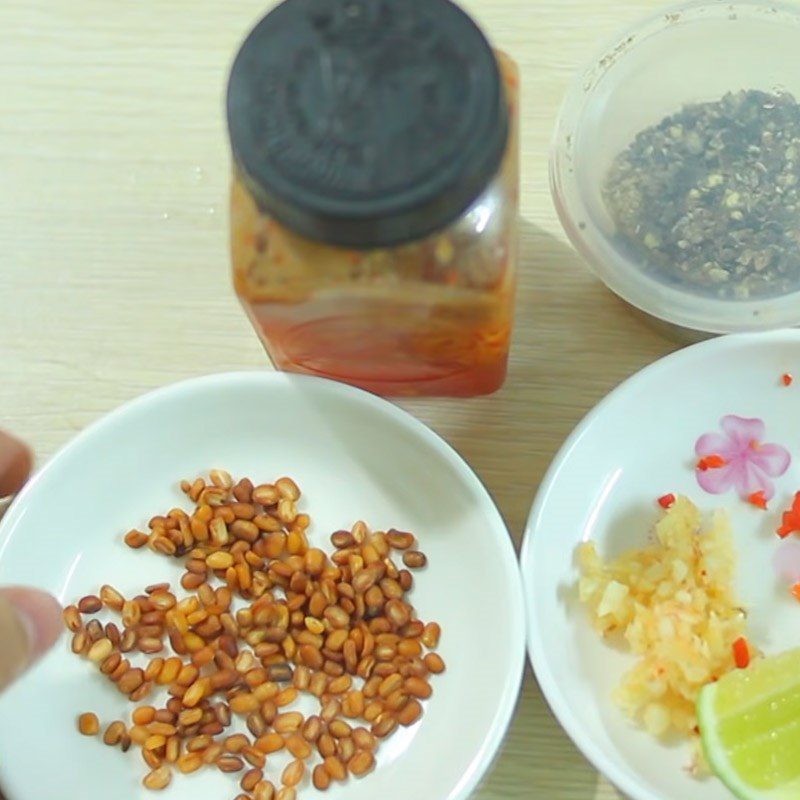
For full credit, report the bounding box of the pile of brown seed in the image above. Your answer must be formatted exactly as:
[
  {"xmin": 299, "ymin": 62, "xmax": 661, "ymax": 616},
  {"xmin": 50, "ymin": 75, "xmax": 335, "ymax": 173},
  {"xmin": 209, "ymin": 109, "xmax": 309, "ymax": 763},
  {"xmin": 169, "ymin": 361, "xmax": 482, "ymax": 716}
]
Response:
[{"xmin": 64, "ymin": 471, "xmax": 443, "ymax": 800}]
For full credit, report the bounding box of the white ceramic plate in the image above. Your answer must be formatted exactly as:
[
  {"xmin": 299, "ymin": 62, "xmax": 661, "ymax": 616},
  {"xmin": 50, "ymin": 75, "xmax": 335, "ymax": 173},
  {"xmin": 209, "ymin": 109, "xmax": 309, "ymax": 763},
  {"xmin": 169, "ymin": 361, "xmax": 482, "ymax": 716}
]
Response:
[
  {"xmin": 0, "ymin": 372, "xmax": 525, "ymax": 800},
  {"xmin": 522, "ymin": 330, "xmax": 800, "ymax": 800}
]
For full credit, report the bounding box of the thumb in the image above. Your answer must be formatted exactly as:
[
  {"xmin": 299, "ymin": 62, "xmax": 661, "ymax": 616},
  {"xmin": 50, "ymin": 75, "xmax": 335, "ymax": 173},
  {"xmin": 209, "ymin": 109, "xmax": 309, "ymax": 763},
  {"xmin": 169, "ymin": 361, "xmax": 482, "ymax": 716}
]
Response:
[
  {"xmin": 0, "ymin": 587, "xmax": 62, "ymax": 692},
  {"xmin": 0, "ymin": 430, "xmax": 32, "ymax": 498}
]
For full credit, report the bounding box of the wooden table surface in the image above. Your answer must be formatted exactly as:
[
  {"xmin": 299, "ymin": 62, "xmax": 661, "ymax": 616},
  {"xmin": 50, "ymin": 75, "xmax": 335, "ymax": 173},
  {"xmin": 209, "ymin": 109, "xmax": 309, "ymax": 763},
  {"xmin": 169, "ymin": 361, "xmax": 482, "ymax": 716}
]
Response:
[{"xmin": 0, "ymin": 1, "xmax": 684, "ymax": 797}]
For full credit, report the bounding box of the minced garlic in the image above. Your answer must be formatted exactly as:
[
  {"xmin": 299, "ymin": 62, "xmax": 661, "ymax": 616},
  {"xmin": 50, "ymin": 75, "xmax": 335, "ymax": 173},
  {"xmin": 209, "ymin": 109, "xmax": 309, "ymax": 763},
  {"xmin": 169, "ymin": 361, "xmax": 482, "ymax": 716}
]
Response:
[{"xmin": 577, "ymin": 496, "xmax": 748, "ymax": 738}]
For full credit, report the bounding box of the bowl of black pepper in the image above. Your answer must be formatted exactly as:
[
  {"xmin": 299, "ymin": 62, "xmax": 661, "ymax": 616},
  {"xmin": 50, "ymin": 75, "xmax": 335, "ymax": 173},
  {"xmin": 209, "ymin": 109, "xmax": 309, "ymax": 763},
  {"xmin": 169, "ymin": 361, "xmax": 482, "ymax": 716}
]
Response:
[{"xmin": 551, "ymin": 0, "xmax": 800, "ymax": 338}]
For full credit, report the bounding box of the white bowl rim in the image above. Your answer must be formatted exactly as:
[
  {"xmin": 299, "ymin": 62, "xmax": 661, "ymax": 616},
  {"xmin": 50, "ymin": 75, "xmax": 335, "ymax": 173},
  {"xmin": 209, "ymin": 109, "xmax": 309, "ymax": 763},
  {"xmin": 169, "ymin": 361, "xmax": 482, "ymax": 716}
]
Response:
[
  {"xmin": 520, "ymin": 329, "xmax": 800, "ymax": 800},
  {"xmin": 1, "ymin": 369, "xmax": 527, "ymax": 800}
]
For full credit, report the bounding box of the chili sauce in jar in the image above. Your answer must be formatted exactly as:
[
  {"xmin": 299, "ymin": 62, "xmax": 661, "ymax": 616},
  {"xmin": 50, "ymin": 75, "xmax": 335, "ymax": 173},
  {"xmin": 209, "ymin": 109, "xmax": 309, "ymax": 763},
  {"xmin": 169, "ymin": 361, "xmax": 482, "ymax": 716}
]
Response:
[{"xmin": 227, "ymin": 0, "xmax": 519, "ymax": 397}]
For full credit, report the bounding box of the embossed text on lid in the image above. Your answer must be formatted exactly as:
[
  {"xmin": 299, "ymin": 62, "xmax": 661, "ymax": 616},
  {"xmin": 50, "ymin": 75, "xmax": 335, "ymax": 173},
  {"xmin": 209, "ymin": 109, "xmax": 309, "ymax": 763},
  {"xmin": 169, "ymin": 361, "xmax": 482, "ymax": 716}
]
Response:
[{"xmin": 227, "ymin": 0, "xmax": 509, "ymax": 248}]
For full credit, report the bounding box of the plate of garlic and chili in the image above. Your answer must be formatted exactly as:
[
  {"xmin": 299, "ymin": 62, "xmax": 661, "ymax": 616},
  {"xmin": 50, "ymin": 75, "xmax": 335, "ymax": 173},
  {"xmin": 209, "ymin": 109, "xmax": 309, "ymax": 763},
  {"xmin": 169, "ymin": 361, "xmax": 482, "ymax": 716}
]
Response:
[{"xmin": 523, "ymin": 330, "xmax": 800, "ymax": 800}]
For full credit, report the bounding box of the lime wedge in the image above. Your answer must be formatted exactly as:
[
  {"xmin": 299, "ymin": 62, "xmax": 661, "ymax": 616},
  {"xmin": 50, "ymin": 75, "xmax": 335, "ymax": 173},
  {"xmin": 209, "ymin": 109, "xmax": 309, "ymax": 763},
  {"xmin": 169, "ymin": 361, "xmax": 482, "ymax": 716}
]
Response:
[{"xmin": 698, "ymin": 648, "xmax": 800, "ymax": 799}]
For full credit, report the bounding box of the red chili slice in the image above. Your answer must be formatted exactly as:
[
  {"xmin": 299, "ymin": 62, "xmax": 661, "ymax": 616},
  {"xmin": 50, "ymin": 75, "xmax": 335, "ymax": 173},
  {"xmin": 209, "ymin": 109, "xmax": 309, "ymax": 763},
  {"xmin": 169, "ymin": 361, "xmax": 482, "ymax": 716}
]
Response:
[
  {"xmin": 732, "ymin": 637, "xmax": 750, "ymax": 669},
  {"xmin": 697, "ymin": 455, "xmax": 727, "ymax": 471},
  {"xmin": 747, "ymin": 491, "xmax": 768, "ymax": 510},
  {"xmin": 657, "ymin": 494, "xmax": 676, "ymax": 509}
]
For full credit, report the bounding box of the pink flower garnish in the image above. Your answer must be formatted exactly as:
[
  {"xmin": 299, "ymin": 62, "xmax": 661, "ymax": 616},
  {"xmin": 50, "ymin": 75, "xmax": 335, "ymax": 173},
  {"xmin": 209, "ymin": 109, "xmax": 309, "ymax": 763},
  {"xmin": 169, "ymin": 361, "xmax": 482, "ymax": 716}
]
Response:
[{"xmin": 694, "ymin": 415, "xmax": 791, "ymax": 500}]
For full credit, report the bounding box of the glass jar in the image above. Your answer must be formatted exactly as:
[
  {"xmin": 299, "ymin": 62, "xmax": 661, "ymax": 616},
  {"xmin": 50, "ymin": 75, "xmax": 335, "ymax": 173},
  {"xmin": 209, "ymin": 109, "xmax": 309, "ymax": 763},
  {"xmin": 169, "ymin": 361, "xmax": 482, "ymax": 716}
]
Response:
[{"xmin": 227, "ymin": 0, "xmax": 519, "ymax": 397}]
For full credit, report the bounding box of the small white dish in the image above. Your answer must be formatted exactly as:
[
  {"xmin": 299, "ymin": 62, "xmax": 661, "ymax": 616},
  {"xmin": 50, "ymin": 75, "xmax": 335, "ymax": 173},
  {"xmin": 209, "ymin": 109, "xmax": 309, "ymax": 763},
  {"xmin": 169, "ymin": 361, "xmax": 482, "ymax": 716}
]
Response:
[
  {"xmin": 0, "ymin": 371, "xmax": 525, "ymax": 800},
  {"xmin": 522, "ymin": 330, "xmax": 800, "ymax": 800}
]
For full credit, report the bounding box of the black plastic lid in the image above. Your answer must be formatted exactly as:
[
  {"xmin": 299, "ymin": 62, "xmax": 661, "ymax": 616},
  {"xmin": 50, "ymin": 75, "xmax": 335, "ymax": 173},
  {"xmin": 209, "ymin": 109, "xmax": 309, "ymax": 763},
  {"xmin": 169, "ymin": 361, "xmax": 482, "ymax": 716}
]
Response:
[{"xmin": 227, "ymin": 0, "xmax": 509, "ymax": 249}]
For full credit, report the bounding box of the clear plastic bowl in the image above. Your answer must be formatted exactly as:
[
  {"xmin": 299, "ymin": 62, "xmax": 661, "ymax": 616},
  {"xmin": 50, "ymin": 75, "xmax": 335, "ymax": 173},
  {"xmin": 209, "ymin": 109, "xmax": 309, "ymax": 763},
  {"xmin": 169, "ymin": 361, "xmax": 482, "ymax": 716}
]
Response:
[{"xmin": 551, "ymin": 0, "xmax": 800, "ymax": 336}]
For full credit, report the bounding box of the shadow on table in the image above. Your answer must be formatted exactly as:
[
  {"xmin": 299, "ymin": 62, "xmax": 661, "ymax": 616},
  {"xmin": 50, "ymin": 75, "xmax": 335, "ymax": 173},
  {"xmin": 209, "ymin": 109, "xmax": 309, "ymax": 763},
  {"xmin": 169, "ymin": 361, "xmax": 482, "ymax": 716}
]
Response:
[
  {"xmin": 479, "ymin": 668, "xmax": 615, "ymax": 800},
  {"xmin": 406, "ymin": 218, "xmax": 677, "ymax": 541}
]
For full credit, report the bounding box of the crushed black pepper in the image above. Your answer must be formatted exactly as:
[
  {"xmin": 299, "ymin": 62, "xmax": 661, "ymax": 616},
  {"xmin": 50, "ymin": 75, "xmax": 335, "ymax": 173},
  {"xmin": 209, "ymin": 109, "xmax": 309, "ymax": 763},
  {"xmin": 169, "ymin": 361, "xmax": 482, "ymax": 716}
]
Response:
[{"xmin": 604, "ymin": 89, "xmax": 800, "ymax": 300}]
